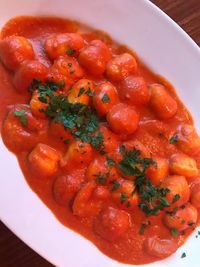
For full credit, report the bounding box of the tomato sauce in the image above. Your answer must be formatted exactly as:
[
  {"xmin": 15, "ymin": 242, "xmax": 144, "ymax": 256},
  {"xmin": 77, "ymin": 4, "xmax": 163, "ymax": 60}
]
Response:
[{"xmin": 0, "ymin": 16, "xmax": 200, "ymax": 265}]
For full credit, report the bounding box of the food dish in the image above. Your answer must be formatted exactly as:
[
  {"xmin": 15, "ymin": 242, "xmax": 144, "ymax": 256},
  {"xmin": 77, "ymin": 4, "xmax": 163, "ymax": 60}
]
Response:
[
  {"xmin": 0, "ymin": 14, "xmax": 200, "ymax": 265},
  {"xmin": 0, "ymin": 0, "xmax": 199, "ymax": 267}
]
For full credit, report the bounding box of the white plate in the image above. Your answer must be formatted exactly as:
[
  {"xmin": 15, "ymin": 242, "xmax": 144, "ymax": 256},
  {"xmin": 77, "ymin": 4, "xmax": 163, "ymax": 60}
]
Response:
[{"xmin": 0, "ymin": 0, "xmax": 200, "ymax": 266}]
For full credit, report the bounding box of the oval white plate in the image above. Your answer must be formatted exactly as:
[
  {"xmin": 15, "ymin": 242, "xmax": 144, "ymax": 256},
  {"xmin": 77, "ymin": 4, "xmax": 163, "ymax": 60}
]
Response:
[{"xmin": 0, "ymin": 0, "xmax": 200, "ymax": 266}]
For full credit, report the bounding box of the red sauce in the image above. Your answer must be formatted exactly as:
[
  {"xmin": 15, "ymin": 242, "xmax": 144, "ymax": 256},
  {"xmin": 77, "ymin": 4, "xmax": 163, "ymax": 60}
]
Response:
[{"xmin": 0, "ymin": 16, "xmax": 200, "ymax": 265}]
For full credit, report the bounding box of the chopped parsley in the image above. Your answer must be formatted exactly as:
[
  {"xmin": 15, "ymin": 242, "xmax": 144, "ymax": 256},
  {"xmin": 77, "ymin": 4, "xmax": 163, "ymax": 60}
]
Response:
[
  {"xmin": 166, "ymin": 207, "xmax": 178, "ymax": 217},
  {"xmin": 102, "ymin": 93, "xmax": 110, "ymax": 103},
  {"xmin": 66, "ymin": 45, "xmax": 76, "ymax": 56},
  {"xmin": 139, "ymin": 221, "xmax": 150, "ymax": 235},
  {"xmin": 70, "ymin": 69, "xmax": 75, "ymax": 75},
  {"xmin": 106, "ymin": 157, "xmax": 115, "ymax": 168},
  {"xmin": 85, "ymin": 88, "xmax": 94, "ymax": 97},
  {"xmin": 171, "ymin": 228, "xmax": 178, "ymax": 238},
  {"xmin": 172, "ymin": 194, "xmax": 180, "ymax": 203},
  {"xmin": 77, "ymin": 87, "xmax": 85, "ymax": 97},
  {"xmin": 14, "ymin": 110, "xmax": 27, "ymax": 127},
  {"xmin": 119, "ymin": 145, "xmax": 126, "ymax": 154},
  {"xmin": 139, "ymin": 223, "xmax": 146, "ymax": 235},
  {"xmin": 90, "ymin": 131, "xmax": 104, "ymax": 150},
  {"xmin": 181, "ymin": 252, "xmax": 186, "ymax": 258},
  {"xmin": 159, "ymin": 132, "xmax": 164, "ymax": 137},
  {"xmin": 169, "ymin": 135, "xmax": 178, "ymax": 144},
  {"xmin": 94, "ymin": 172, "xmax": 109, "ymax": 185},
  {"xmin": 31, "ymin": 80, "xmax": 103, "ymax": 150},
  {"xmin": 121, "ymin": 192, "xmax": 128, "ymax": 204},
  {"xmin": 68, "ymin": 62, "xmax": 72, "ymax": 67},
  {"xmin": 118, "ymin": 147, "xmax": 170, "ymax": 216},
  {"xmin": 99, "ymin": 150, "xmax": 105, "ymax": 155},
  {"xmin": 110, "ymin": 180, "xmax": 120, "ymax": 192}
]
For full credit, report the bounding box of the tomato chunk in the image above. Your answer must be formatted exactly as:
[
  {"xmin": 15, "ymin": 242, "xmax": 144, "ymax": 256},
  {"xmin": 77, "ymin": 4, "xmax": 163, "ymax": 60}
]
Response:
[
  {"xmin": 86, "ymin": 155, "xmax": 120, "ymax": 184},
  {"xmin": 50, "ymin": 120, "xmax": 72, "ymax": 141},
  {"xmin": 49, "ymin": 55, "xmax": 84, "ymax": 86},
  {"xmin": 78, "ymin": 40, "xmax": 111, "ymax": 75},
  {"xmin": 53, "ymin": 170, "xmax": 84, "ymax": 205},
  {"xmin": 67, "ymin": 79, "xmax": 94, "ymax": 105},
  {"xmin": 190, "ymin": 180, "xmax": 200, "ymax": 208},
  {"xmin": 98, "ymin": 125, "xmax": 119, "ymax": 153},
  {"xmin": 118, "ymin": 75, "xmax": 150, "ymax": 105},
  {"xmin": 73, "ymin": 181, "xmax": 104, "ymax": 217},
  {"xmin": 0, "ymin": 36, "xmax": 34, "ymax": 70},
  {"xmin": 45, "ymin": 33, "xmax": 85, "ymax": 60},
  {"xmin": 29, "ymin": 143, "xmax": 61, "ymax": 177},
  {"xmin": 169, "ymin": 153, "xmax": 198, "ymax": 178},
  {"xmin": 93, "ymin": 82, "xmax": 119, "ymax": 116},
  {"xmin": 111, "ymin": 179, "xmax": 139, "ymax": 210},
  {"xmin": 164, "ymin": 203, "xmax": 198, "ymax": 231},
  {"xmin": 94, "ymin": 206, "xmax": 131, "ymax": 241},
  {"xmin": 13, "ymin": 60, "xmax": 48, "ymax": 92},
  {"xmin": 2, "ymin": 104, "xmax": 48, "ymax": 152},
  {"xmin": 176, "ymin": 124, "xmax": 200, "ymax": 156},
  {"xmin": 146, "ymin": 157, "xmax": 169, "ymax": 185},
  {"xmin": 107, "ymin": 103, "xmax": 139, "ymax": 135},
  {"xmin": 106, "ymin": 53, "xmax": 137, "ymax": 81},
  {"xmin": 60, "ymin": 140, "xmax": 93, "ymax": 170},
  {"xmin": 144, "ymin": 236, "xmax": 178, "ymax": 258},
  {"xmin": 149, "ymin": 84, "xmax": 178, "ymax": 119},
  {"xmin": 30, "ymin": 90, "xmax": 48, "ymax": 119},
  {"xmin": 161, "ymin": 175, "xmax": 190, "ymax": 207}
]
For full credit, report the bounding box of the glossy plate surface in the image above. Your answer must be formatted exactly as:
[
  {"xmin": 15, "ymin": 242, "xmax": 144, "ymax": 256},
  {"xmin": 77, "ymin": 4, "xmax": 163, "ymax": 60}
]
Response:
[{"xmin": 0, "ymin": 0, "xmax": 200, "ymax": 266}]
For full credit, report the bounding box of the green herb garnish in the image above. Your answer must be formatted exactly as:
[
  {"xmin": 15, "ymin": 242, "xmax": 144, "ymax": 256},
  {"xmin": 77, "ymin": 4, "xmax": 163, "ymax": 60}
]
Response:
[
  {"xmin": 77, "ymin": 88, "xmax": 85, "ymax": 97},
  {"xmin": 14, "ymin": 110, "xmax": 27, "ymax": 127},
  {"xmin": 181, "ymin": 252, "xmax": 186, "ymax": 258},
  {"xmin": 121, "ymin": 192, "xmax": 128, "ymax": 204},
  {"xmin": 171, "ymin": 228, "xmax": 178, "ymax": 238},
  {"xmin": 106, "ymin": 157, "xmax": 115, "ymax": 168},
  {"xmin": 85, "ymin": 88, "xmax": 94, "ymax": 97},
  {"xmin": 110, "ymin": 180, "xmax": 120, "ymax": 192},
  {"xmin": 102, "ymin": 93, "xmax": 110, "ymax": 103},
  {"xmin": 172, "ymin": 194, "xmax": 180, "ymax": 203},
  {"xmin": 118, "ymin": 147, "xmax": 170, "ymax": 216},
  {"xmin": 94, "ymin": 172, "xmax": 109, "ymax": 185},
  {"xmin": 66, "ymin": 45, "xmax": 76, "ymax": 56},
  {"xmin": 169, "ymin": 135, "xmax": 178, "ymax": 144}
]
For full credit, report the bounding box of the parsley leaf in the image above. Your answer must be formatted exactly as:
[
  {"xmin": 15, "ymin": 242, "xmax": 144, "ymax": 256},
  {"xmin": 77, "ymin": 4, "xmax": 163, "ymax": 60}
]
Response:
[
  {"xmin": 66, "ymin": 45, "xmax": 76, "ymax": 56},
  {"xmin": 181, "ymin": 252, "xmax": 186, "ymax": 258},
  {"xmin": 94, "ymin": 172, "xmax": 109, "ymax": 185},
  {"xmin": 110, "ymin": 180, "xmax": 120, "ymax": 192},
  {"xmin": 77, "ymin": 88, "xmax": 85, "ymax": 97},
  {"xmin": 85, "ymin": 88, "xmax": 94, "ymax": 97},
  {"xmin": 159, "ymin": 132, "xmax": 164, "ymax": 137},
  {"xmin": 172, "ymin": 194, "xmax": 180, "ymax": 203},
  {"xmin": 139, "ymin": 223, "xmax": 146, "ymax": 235},
  {"xmin": 121, "ymin": 192, "xmax": 128, "ymax": 204},
  {"xmin": 171, "ymin": 228, "xmax": 179, "ymax": 238},
  {"xmin": 139, "ymin": 222, "xmax": 150, "ymax": 235},
  {"xmin": 118, "ymin": 147, "xmax": 170, "ymax": 216},
  {"xmin": 106, "ymin": 157, "xmax": 115, "ymax": 168},
  {"xmin": 14, "ymin": 110, "xmax": 27, "ymax": 127},
  {"xmin": 102, "ymin": 93, "xmax": 110, "ymax": 103},
  {"xmin": 169, "ymin": 135, "xmax": 178, "ymax": 144}
]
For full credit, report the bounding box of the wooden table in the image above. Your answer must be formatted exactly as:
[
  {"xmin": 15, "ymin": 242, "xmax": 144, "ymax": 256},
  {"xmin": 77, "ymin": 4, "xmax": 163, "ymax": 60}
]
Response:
[{"xmin": 0, "ymin": 1, "xmax": 199, "ymax": 266}]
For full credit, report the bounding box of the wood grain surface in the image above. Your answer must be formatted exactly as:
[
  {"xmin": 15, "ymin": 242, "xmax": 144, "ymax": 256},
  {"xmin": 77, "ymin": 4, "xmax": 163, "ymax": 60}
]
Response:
[{"xmin": 0, "ymin": 1, "xmax": 199, "ymax": 266}]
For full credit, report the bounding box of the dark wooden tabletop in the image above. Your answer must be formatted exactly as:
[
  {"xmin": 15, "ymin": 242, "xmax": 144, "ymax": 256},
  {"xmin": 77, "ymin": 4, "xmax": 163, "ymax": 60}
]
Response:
[{"xmin": 0, "ymin": 1, "xmax": 200, "ymax": 266}]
